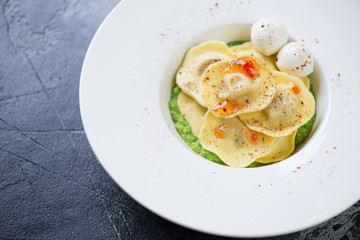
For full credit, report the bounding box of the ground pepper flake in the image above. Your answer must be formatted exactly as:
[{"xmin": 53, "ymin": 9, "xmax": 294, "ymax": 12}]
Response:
[
  {"xmin": 338, "ymin": 73, "xmax": 340, "ymax": 77},
  {"xmin": 297, "ymin": 166, "xmax": 301, "ymax": 169}
]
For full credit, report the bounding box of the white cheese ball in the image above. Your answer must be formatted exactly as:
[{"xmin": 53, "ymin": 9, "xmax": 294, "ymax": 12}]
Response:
[
  {"xmin": 251, "ymin": 18, "xmax": 288, "ymax": 56},
  {"xmin": 276, "ymin": 42, "xmax": 314, "ymax": 78}
]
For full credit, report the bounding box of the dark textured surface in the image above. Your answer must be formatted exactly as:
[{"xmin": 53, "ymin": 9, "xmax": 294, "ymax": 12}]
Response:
[{"xmin": 0, "ymin": 0, "xmax": 359, "ymax": 239}]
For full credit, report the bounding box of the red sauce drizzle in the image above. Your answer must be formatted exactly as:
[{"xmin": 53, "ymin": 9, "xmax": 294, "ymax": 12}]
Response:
[
  {"xmin": 243, "ymin": 127, "xmax": 258, "ymax": 143},
  {"xmin": 251, "ymin": 133, "xmax": 257, "ymax": 142},
  {"xmin": 221, "ymin": 57, "xmax": 260, "ymax": 79},
  {"xmin": 212, "ymin": 99, "xmax": 241, "ymax": 116},
  {"xmin": 214, "ymin": 124, "xmax": 230, "ymax": 139}
]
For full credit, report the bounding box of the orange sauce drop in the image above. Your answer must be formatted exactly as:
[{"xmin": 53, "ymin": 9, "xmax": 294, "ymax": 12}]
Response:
[
  {"xmin": 251, "ymin": 133, "xmax": 257, "ymax": 142},
  {"xmin": 243, "ymin": 127, "xmax": 258, "ymax": 143},
  {"xmin": 292, "ymin": 86, "xmax": 301, "ymax": 94},
  {"xmin": 211, "ymin": 99, "xmax": 241, "ymax": 116},
  {"xmin": 214, "ymin": 124, "xmax": 230, "ymax": 139},
  {"xmin": 221, "ymin": 57, "xmax": 260, "ymax": 79}
]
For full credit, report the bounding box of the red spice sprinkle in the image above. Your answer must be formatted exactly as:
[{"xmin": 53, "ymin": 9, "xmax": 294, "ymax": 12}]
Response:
[
  {"xmin": 221, "ymin": 57, "xmax": 259, "ymax": 79},
  {"xmin": 299, "ymin": 115, "xmax": 302, "ymax": 118},
  {"xmin": 338, "ymin": 73, "xmax": 340, "ymax": 77},
  {"xmin": 292, "ymin": 69, "xmax": 295, "ymax": 71},
  {"xmin": 223, "ymin": 107, "xmax": 227, "ymax": 112},
  {"xmin": 215, "ymin": 3, "xmax": 218, "ymax": 6},
  {"xmin": 333, "ymin": 147, "xmax": 337, "ymax": 149},
  {"xmin": 182, "ymin": 114, "xmax": 186, "ymax": 117},
  {"xmin": 297, "ymin": 166, "xmax": 301, "ymax": 169},
  {"xmin": 296, "ymin": 67, "xmax": 299, "ymax": 70}
]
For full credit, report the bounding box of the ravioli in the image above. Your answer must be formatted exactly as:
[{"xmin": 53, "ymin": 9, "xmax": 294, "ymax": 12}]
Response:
[
  {"xmin": 201, "ymin": 55, "xmax": 276, "ymax": 118},
  {"xmin": 256, "ymin": 130, "xmax": 296, "ymax": 163},
  {"xmin": 230, "ymin": 42, "xmax": 278, "ymax": 71},
  {"xmin": 239, "ymin": 71, "xmax": 315, "ymax": 137},
  {"xmin": 199, "ymin": 111, "xmax": 274, "ymax": 168},
  {"xmin": 177, "ymin": 91, "xmax": 207, "ymax": 138},
  {"xmin": 176, "ymin": 41, "xmax": 236, "ymax": 106},
  {"xmin": 170, "ymin": 34, "xmax": 317, "ymax": 168}
]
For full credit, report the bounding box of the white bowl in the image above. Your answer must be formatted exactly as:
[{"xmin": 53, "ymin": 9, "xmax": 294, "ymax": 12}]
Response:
[{"xmin": 80, "ymin": 0, "xmax": 360, "ymax": 237}]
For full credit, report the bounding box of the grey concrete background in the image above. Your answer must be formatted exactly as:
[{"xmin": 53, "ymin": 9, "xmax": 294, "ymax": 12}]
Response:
[{"xmin": 0, "ymin": 0, "xmax": 359, "ymax": 239}]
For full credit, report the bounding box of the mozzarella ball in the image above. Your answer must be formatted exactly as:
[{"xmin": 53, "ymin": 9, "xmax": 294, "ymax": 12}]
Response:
[
  {"xmin": 276, "ymin": 42, "xmax": 314, "ymax": 78},
  {"xmin": 251, "ymin": 18, "xmax": 288, "ymax": 56}
]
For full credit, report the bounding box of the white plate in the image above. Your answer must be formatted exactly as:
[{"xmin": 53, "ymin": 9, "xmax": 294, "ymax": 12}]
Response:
[{"xmin": 80, "ymin": 0, "xmax": 360, "ymax": 237}]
